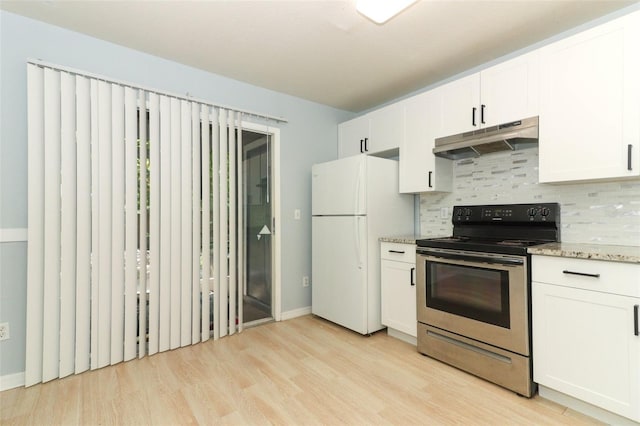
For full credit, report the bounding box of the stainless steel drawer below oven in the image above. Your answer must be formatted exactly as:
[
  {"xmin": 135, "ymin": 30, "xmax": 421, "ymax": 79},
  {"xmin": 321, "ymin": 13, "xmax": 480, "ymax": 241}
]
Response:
[{"xmin": 417, "ymin": 323, "xmax": 535, "ymax": 397}]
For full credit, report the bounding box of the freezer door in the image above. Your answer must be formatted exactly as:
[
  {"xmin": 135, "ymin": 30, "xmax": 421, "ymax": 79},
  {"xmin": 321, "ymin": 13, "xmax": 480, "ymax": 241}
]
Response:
[
  {"xmin": 312, "ymin": 216, "xmax": 368, "ymax": 334},
  {"xmin": 312, "ymin": 156, "xmax": 366, "ymax": 216}
]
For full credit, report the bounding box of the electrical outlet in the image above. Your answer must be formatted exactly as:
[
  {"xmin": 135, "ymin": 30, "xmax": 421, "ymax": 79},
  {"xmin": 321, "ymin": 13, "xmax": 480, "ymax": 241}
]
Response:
[
  {"xmin": 440, "ymin": 207, "xmax": 449, "ymax": 219},
  {"xmin": 0, "ymin": 322, "xmax": 9, "ymax": 341},
  {"xmin": 302, "ymin": 276, "xmax": 310, "ymax": 287}
]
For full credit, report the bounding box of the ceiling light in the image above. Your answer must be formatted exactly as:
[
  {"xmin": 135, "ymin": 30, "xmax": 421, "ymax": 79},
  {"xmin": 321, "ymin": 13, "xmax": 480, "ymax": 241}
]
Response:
[{"xmin": 356, "ymin": 0, "xmax": 418, "ymax": 24}]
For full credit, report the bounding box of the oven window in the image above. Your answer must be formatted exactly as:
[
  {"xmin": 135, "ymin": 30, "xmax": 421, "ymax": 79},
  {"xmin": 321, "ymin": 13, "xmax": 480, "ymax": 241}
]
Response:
[{"xmin": 426, "ymin": 262, "xmax": 510, "ymax": 328}]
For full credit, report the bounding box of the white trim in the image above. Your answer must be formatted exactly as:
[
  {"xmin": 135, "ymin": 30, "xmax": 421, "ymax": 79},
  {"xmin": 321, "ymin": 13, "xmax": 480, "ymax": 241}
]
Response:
[
  {"xmin": 0, "ymin": 372, "xmax": 25, "ymax": 391},
  {"xmin": 0, "ymin": 228, "xmax": 28, "ymax": 243},
  {"xmin": 27, "ymin": 59, "xmax": 287, "ymax": 123},
  {"xmin": 272, "ymin": 127, "xmax": 282, "ymax": 322},
  {"xmin": 538, "ymin": 386, "xmax": 638, "ymax": 426},
  {"xmin": 386, "ymin": 328, "xmax": 417, "ymax": 346},
  {"xmin": 280, "ymin": 306, "xmax": 312, "ymax": 321}
]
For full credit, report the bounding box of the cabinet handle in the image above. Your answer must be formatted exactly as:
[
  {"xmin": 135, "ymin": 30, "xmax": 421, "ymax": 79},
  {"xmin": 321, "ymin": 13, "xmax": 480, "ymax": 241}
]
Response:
[
  {"xmin": 634, "ymin": 305, "xmax": 639, "ymax": 336},
  {"xmin": 481, "ymin": 104, "xmax": 486, "ymax": 124},
  {"xmin": 364, "ymin": 137, "xmax": 368, "ymax": 152},
  {"xmin": 562, "ymin": 270, "xmax": 600, "ymax": 278},
  {"xmin": 472, "ymin": 107, "xmax": 477, "ymax": 126},
  {"xmin": 410, "ymin": 267, "xmax": 415, "ymax": 286},
  {"xmin": 628, "ymin": 144, "xmax": 633, "ymax": 171},
  {"xmin": 388, "ymin": 250, "xmax": 405, "ymax": 254},
  {"xmin": 360, "ymin": 139, "xmax": 364, "ymax": 153},
  {"xmin": 428, "ymin": 171, "xmax": 433, "ymax": 188}
]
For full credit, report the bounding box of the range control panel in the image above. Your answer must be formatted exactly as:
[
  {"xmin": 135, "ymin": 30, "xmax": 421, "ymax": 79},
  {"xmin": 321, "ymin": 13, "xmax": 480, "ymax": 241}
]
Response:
[{"xmin": 452, "ymin": 203, "xmax": 560, "ymax": 224}]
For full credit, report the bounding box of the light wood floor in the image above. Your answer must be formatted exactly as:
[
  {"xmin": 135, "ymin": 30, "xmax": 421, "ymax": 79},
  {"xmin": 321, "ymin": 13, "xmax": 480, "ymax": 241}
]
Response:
[{"xmin": 1, "ymin": 315, "xmax": 601, "ymax": 425}]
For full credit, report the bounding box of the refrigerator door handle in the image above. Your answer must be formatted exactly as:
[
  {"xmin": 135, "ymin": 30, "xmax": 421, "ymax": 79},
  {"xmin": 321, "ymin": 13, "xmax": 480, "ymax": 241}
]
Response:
[
  {"xmin": 354, "ymin": 157, "xmax": 364, "ymax": 215},
  {"xmin": 355, "ymin": 216, "xmax": 362, "ymax": 269}
]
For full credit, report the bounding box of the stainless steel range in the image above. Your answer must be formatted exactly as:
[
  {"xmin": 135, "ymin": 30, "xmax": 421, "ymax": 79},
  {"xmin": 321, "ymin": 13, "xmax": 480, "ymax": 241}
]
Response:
[{"xmin": 416, "ymin": 203, "xmax": 560, "ymax": 397}]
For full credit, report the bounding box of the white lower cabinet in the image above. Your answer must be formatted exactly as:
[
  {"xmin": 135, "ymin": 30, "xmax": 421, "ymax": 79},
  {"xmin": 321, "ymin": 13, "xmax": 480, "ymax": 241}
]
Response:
[
  {"xmin": 381, "ymin": 242, "xmax": 417, "ymax": 339},
  {"xmin": 532, "ymin": 255, "xmax": 640, "ymax": 423}
]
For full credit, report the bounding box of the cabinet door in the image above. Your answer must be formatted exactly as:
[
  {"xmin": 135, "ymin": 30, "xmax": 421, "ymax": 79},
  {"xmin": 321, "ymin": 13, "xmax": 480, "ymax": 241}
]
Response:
[
  {"xmin": 480, "ymin": 51, "xmax": 539, "ymax": 127},
  {"xmin": 436, "ymin": 73, "xmax": 480, "ymax": 138},
  {"xmin": 533, "ymin": 282, "xmax": 640, "ymax": 421},
  {"xmin": 538, "ymin": 11, "xmax": 640, "ymax": 183},
  {"xmin": 338, "ymin": 115, "xmax": 369, "ymax": 158},
  {"xmin": 381, "ymin": 259, "xmax": 417, "ymax": 337},
  {"xmin": 400, "ymin": 91, "xmax": 452, "ymax": 193},
  {"xmin": 368, "ymin": 103, "xmax": 403, "ymax": 154}
]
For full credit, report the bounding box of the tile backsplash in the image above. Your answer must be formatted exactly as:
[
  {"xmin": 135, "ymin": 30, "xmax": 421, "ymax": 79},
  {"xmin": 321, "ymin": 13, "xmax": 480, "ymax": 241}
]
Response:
[{"xmin": 419, "ymin": 148, "xmax": 640, "ymax": 246}]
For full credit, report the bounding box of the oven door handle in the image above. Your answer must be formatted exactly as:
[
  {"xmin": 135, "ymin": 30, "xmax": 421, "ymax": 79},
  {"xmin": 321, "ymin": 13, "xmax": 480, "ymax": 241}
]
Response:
[{"xmin": 421, "ymin": 252, "xmax": 524, "ymax": 266}]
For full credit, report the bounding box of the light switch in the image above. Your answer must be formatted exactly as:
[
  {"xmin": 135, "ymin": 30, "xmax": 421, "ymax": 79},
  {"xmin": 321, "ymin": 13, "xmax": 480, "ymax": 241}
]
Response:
[{"xmin": 294, "ymin": 209, "xmax": 301, "ymax": 220}]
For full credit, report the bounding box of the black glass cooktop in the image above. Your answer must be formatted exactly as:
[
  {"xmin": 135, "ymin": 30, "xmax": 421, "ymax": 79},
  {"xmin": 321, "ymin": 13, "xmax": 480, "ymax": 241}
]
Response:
[
  {"xmin": 416, "ymin": 236, "xmax": 549, "ymax": 256},
  {"xmin": 416, "ymin": 203, "xmax": 560, "ymax": 256}
]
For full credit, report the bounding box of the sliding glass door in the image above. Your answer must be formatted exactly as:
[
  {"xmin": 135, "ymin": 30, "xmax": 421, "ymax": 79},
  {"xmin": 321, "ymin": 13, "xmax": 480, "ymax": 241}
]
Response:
[{"xmin": 242, "ymin": 130, "xmax": 273, "ymax": 324}]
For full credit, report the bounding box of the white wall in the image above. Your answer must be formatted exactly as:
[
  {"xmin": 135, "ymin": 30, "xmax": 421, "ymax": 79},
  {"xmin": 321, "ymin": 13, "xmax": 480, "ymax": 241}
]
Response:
[{"xmin": 0, "ymin": 10, "xmax": 354, "ymax": 377}]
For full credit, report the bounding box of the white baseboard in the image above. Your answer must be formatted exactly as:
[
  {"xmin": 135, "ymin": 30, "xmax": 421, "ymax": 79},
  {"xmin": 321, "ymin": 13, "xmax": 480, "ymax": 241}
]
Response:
[
  {"xmin": 0, "ymin": 228, "xmax": 28, "ymax": 243},
  {"xmin": 0, "ymin": 372, "xmax": 25, "ymax": 391},
  {"xmin": 538, "ymin": 385, "xmax": 639, "ymax": 426},
  {"xmin": 387, "ymin": 328, "xmax": 417, "ymax": 346},
  {"xmin": 280, "ymin": 306, "xmax": 311, "ymax": 321}
]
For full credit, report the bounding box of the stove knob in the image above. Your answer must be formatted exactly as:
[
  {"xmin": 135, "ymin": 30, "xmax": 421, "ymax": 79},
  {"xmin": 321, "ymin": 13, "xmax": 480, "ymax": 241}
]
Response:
[
  {"xmin": 464, "ymin": 208, "xmax": 472, "ymax": 216},
  {"xmin": 527, "ymin": 207, "xmax": 537, "ymax": 217},
  {"xmin": 455, "ymin": 208, "xmax": 463, "ymax": 217},
  {"xmin": 541, "ymin": 207, "xmax": 550, "ymax": 217}
]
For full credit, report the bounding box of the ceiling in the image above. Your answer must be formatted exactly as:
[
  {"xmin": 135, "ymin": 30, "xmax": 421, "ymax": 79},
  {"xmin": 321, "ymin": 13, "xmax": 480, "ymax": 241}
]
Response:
[{"xmin": 1, "ymin": 0, "xmax": 637, "ymax": 112}]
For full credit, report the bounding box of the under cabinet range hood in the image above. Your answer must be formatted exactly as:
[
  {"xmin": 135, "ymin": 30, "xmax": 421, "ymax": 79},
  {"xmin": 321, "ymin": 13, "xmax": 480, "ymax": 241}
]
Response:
[{"xmin": 434, "ymin": 116, "xmax": 539, "ymax": 160}]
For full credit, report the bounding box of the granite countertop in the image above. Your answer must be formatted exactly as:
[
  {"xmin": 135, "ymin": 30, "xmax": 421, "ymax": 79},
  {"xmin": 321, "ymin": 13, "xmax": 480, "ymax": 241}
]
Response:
[
  {"xmin": 528, "ymin": 242, "xmax": 640, "ymax": 264},
  {"xmin": 379, "ymin": 235, "xmax": 422, "ymax": 245},
  {"xmin": 379, "ymin": 235, "xmax": 451, "ymax": 245}
]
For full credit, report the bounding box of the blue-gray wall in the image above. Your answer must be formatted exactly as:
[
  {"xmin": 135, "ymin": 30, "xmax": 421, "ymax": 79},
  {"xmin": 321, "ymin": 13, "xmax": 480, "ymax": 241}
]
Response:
[{"xmin": 0, "ymin": 10, "xmax": 354, "ymax": 377}]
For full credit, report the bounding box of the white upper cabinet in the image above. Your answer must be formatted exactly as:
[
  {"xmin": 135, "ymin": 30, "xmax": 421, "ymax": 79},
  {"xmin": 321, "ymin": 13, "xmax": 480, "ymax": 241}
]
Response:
[
  {"xmin": 368, "ymin": 103, "xmax": 404, "ymax": 154},
  {"xmin": 338, "ymin": 103, "xmax": 403, "ymax": 158},
  {"xmin": 436, "ymin": 52, "xmax": 540, "ymax": 138},
  {"xmin": 538, "ymin": 11, "xmax": 640, "ymax": 183},
  {"xmin": 338, "ymin": 114, "xmax": 370, "ymax": 158},
  {"xmin": 437, "ymin": 73, "xmax": 481, "ymax": 137},
  {"xmin": 400, "ymin": 90, "xmax": 452, "ymax": 193},
  {"xmin": 480, "ymin": 51, "xmax": 540, "ymax": 127}
]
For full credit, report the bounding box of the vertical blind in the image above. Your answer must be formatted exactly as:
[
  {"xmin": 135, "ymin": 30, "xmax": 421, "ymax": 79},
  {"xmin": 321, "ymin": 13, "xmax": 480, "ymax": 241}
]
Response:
[{"xmin": 24, "ymin": 62, "xmax": 265, "ymax": 386}]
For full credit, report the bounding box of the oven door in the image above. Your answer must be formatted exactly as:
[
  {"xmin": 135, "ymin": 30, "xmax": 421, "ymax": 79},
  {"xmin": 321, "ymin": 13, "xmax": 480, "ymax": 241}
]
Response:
[{"xmin": 416, "ymin": 248, "xmax": 529, "ymax": 356}]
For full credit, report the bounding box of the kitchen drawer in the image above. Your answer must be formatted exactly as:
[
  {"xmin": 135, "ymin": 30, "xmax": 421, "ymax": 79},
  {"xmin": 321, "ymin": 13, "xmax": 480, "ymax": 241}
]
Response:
[
  {"xmin": 532, "ymin": 255, "xmax": 640, "ymax": 297},
  {"xmin": 380, "ymin": 242, "xmax": 416, "ymax": 263}
]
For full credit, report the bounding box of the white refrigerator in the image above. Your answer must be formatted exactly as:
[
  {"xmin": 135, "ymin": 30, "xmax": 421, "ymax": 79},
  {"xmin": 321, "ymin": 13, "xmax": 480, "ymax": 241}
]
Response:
[{"xmin": 311, "ymin": 155, "xmax": 414, "ymax": 334}]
